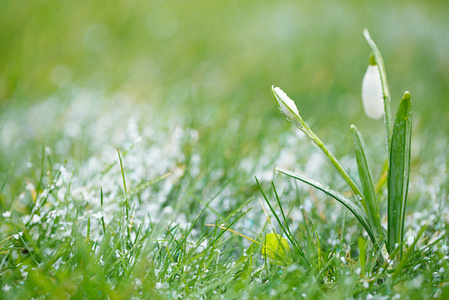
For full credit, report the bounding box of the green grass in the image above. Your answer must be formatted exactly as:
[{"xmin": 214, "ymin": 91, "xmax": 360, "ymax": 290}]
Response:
[{"xmin": 1, "ymin": 0, "xmax": 449, "ymax": 298}]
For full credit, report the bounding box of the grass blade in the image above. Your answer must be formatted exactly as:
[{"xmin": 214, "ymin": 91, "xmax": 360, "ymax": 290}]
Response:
[
  {"xmin": 117, "ymin": 148, "xmax": 129, "ymax": 219},
  {"xmin": 387, "ymin": 92, "xmax": 412, "ymax": 255},
  {"xmin": 255, "ymin": 177, "xmax": 308, "ymax": 266},
  {"xmin": 358, "ymin": 237, "xmax": 367, "ymax": 275},
  {"xmin": 271, "ymin": 181, "xmax": 301, "ymax": 250},
  {"xmin": 351, "ymin": 124, "xmax": 382, "ymax": 241},
  {"xmin": 276, "ymin": 167, "xmax": 376, "ymax": 243},
  {"xmin": 128, "ymin": 172, "xmax": 172, "ymax": 196},
  {"xmin": 391, "ymin": 222, "xmax": 427, "ymax": 281}
]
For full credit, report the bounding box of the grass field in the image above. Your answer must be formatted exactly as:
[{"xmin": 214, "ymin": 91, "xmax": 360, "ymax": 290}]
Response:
[{"xmin": 1, "ymin": 0, "xmax": 448, "ymax": 298}]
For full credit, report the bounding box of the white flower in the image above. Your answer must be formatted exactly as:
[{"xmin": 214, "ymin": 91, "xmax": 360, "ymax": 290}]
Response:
[
  {"xmin": 2, "ymin": 211, "xmax": 11, "ymax": 218},
  {"xmin": 271, "ymin": 86, "xmax": 301, "ymax": 122},
  {"xmin": 361, "ymin": 60, "xmax": 384, "ymax": 120}
]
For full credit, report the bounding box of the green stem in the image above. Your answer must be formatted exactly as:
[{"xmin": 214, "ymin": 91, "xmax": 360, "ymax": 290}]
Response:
[
  {"xmin": 271, "ymin": 86, "xmax": 364, "ymax": 208},
  {"xmin": 294, "ymin": 119, "xmax": 366, "ymax": 210}
]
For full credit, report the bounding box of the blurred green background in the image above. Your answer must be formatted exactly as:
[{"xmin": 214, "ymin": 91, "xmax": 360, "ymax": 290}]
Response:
[
  {"xmin": 1, "ymin": 2, "xmax": 448, "ymax": 297},
  {"xmin": 1, "ymin": 0, "xmax": 448, "ymax": 166}
]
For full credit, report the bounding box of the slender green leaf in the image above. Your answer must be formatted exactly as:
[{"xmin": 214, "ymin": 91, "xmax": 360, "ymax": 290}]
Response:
[
  {"xmin": 271, "ymin": 181, "xmax": 302, "ymax": 255},
  {"xmin": 117, "ymin": 148, "xmax": 129, "ymax": 219},
  {"xmin": 276, "ymin": 167, "xmax": 376, "ymax": 243},
  {"xmin": 305, "ymin": 211, "xmax": 323, "ymax": 269},
  {"xmin": 128, "ymin": 172, "xmax": 172, "ymax": 196},
  {"xmin": 358, "ymin": 237, "xmax": 367, "ymax": 274},
  {"xmin": 351, "ymin": 125, "xmax": 382, "ymax": 240},
  {"xmin": 391, "ymin": 222, "xmax": 427, "ymax": 281},
  {"xmin": 255, "ymin": 177, "xmax": 308, "ymax": 266},
  {"xmin": 186, "ymin": 191, "xmax": 225, "ymax": 219},
  {"xmin": 387, "ymin": 92, "xmax": 412, "ymax": 255}
]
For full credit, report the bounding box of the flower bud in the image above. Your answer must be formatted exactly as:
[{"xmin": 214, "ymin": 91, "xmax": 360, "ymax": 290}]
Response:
[
  {"xmin": 361, "ymin": 55, "xmax": 384, "ymax": 120},
  {"xmin": 271, "ymin": 85, "xmax": 301, "ymax": 123}
]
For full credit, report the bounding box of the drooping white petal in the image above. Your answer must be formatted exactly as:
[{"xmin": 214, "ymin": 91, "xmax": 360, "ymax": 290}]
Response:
[
  {"xmin": 361, "ymin": 65, "xmax": 384, "ymax": 120},
  {"xmin": 271, "ymin": 86, "xmax": 300, "ymax": 121}
]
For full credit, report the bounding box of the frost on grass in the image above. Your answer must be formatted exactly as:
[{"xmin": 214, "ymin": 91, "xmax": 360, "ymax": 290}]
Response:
[{"xmin": 0, "ymin": 86, "xmax": 448, "ymax": 298}]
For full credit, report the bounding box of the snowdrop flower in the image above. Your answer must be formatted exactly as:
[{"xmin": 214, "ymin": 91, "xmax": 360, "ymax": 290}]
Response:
[
  {"xmin": 271, "ymin": 86, "xmax": 302, "ymax": 127},
  {"xmin": 361, "ymin": 55, "xmax": 384, "ymax": 120},
  {"xmin": 271, "ymin": 85, "xmax": 318, "ymax": 140}
]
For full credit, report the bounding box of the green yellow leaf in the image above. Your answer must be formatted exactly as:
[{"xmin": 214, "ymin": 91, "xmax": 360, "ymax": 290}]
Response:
[{"xmin": 262, "ymin": 233, "xmax": 290, "ymax": 260}]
